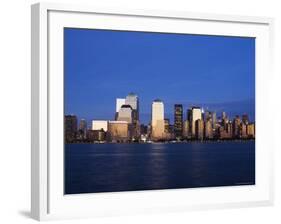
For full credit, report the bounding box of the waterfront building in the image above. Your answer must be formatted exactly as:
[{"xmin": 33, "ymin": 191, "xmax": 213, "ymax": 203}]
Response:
[
  {"xmin": 219, "ymin": 126, "xmax": 231, "ymax": 139},
  {"xmin": 226, "ymin": 122, "xmax": 233, "ymax": 137},
  {"xmin": 174, "ymin": 104, "xmax": 183, "ymax": 138},
  {"xmin": 242, "ymin": 114, "xmax": 249, "ymax": 125},
  {"xmin": 212, "ymin": 112, "xmax": 217, "ymax": 129},
  {"xmin": 77, "ymin": 118, "xmax": 87, "ymax": 140},
  {"xmin": 117, "ymin": 105, "xmax": 133, "ymax": 123},
  {"xmin": 65, "ymin": 115, "xmax": 77, "ymax": 143},
  {"xmin": 87, "ymin": 129, "xmax": 106, "ymax": 142},
  {"xmin": 151, "ymin": 99, "xmax": 165, "ymax": 140},
  {"xmin": 191, "ymin": 107, "xmax": 202, "ymax": 137},
  {"xmin": 247, "ymin": 123, "xmax": 255, "ymax": 138},
  {"xmin": 164, "ymin": 118, "xmax": 170, "ymax": 133},
  {"xmin": 92, "ymin": 120, "xmax": 108, "ymax": 132},
  {"xmin": 233, "ymin": 116, "xmax": 241, "ymax": 138},
  {"xmin": 241, "ymin": 123, "xmax": 247, "ymax": 138},
  {"xmin": 222, "ymin": 111, "xmax": 226, "ymax": 120},
  {"xmin": 204, "ymin": 119, "xmax": 213, "ymax": 139},
  {"xmin": 195, "ymin": 119, "xmax": 204, "ymax": 140},
  {"xmin": 107, "ymin": 121, "xmax": 129, "ymax": 142},
  {"xmin": 183, "ymin": 120, "xmax": 190, "ymax": 138},
  {"xmin": 204, "ymin": 110, "xmax": 212, "ymax": 122}
]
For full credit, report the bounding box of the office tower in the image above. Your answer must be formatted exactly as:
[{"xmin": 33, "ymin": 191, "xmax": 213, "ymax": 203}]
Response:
[
  {"xmin": 187, "ymin": 108, "xmax": 192, "ymax": 135},
  {"xmin": 115, "ymin": 98, "xmax": 126, "ymax": 120},
  {"xmin": 125, "ymin": 93, "xmax": 139, "ymax": 123},
  {"xmin": 183, "ymin": 120, "xmax": 190, "ymax": 138},
  {"xmin": 232, "ymin": 115, "xmax": 241, "ymax": 138},
  {"xmin": 247, "ymin": 123, "xmax": 255, "ymax": 138},
  {"xmin": 78, "ymin": 118, "xmax": 87, "ymax": 139},
  {"xmin": 151, "ymin": 99, "xmax": 165, "ymax": 140},
  {"xmin": 174, "ymin": 104, "xmax": 183, "ymax": 138},
  {"xmin": 212, "ymin": 112, "xmax": 216, "ymax": 128},
  {"xmin": 221, "ymin": 112, "xmax": 228, "ymax": 128},
  {"xmin": 116, "ymin": 98, "xmax": 126, "ymax": 113},
  {"xmin": 107, "ymin": 121, "xmax": 129, "ymax": 142},
  {"xmin": 191, "ymin": 107, "xmax": 202, "ymax": 137},
  {"xmin": 222, "ymin": 111, "xmax": 226, "ymax": 120},
  {"xmin": 241, "ymin": 123, "xmax": 247, "ymax": 138},
  {"xmin": 92, "ymin": 120, "xmax": 108, "ymax": 132},
  {"xmin": 195, "ymin": 119, "xmax": 204, "ymax": 140},
  {"xmin": 65, "ymin": 115, "xmax": 77, "ymax": 143},
  {"xmin": 164, "ymin": 118, "xmax": 170, "ymax": 133},
  {"xmin": 204, "ymin": 110, "xmax": 212, "ymax": 122},
  {"xmin": 242, "ymin": 114, "xmax": 249, "ymax": 124},
  {"xmin": 117, "ymin": 105, "xmax": 133, "ymax": 123},
  {"xmin": 204, "ymin": 119, "xmax": 213, "ymax": 139},
  {"xmin": 226, "ymin": 122, "xmax": 233, "ymax": 137}
]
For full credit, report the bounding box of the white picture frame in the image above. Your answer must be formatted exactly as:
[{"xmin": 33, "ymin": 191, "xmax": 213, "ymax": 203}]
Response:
[{"xmin": 31, "ymin": 2, "xmax": 274, "ymax": 221}]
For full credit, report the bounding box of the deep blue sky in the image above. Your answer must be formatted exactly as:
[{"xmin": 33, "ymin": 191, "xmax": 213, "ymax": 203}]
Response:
[{"xmin": 64, "ymin": 28, "xmax": 255, "ymax": 125}]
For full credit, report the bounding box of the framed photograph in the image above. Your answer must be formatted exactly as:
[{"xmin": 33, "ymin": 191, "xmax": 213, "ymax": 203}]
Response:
[{"xmin": 31, "ymin": 2, "xmax": 274, "ymax": 221}]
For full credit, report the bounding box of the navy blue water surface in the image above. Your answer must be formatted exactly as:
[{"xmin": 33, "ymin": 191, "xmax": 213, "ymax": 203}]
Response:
[{"xmin": 65, "ymin": 141, "xmax": 255, "ymax": 194}]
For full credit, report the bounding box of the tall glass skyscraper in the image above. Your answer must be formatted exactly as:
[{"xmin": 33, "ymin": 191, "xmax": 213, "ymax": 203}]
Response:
[
  {"xmin": 174, "ymin": 104, "xmax": 183, "ymax": 138},
  {"xmin": 151, "ymin": 99, "xmax": 165, "ymax": 139},
  {"xmin": 125, "ymin": 93, "xmax": 139, "ymax": 124}
]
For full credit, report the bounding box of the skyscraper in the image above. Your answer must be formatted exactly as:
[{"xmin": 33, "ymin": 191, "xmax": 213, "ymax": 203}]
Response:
[
  {"xmin": 183, "ymin": 120, "xmax": 190, "ymax": 138},
  {"xmin": 115, "ymin": 98, "xmax": 126, "ymax": 120},
  {"xmin": 174, "ymin": 104, "xmax": 183, "ymax": 138},
  {"xmin": 65, "ymin": 115, "xmax": 77, "ymax": 143},
  {"xmin": 247, "ymin": 123, "xmax": 255, "ymax": 138},
  {"xmin": 212, "ymin": 112, "xmax": 217, "ymax": 129},
  {"xmin": 233, "ymin": 115, "xmax": 241, "ymax": 138},
  {"xmin": 195, "ymin": 119, "xmax": 204, "ymax": 140},
  {"xmin": 204, "ymin": 119, "xmax": 213, "ymax": 139},
  {"xmin": 151, "ymin": 99, "xmax": 165, "ymax": 140},
  {"xmin": 117, "ymin": 105, "xmax": 133, "ymax": 123},
  {"xmin": 116, "ymin": 98, "xmax": 126, "ymax": 113},
  {"xmin": 242, "ymin": 114, "xmax": 249, "ymax": 124},
  {"xmin": 191, "ymin": 107, "xmax": 202, "ymax": 137},
  {"xmin": 125, "ymin": 93, "xmax": 139, "ymax": 123},
  {"xmin": 78, "ymin": 118, "xmax": 87, "ymax": 139}
]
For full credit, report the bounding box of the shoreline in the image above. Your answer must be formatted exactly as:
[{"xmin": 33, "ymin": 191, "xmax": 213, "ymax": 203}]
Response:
[{"xmin": 66, "ymin": 139, "xmax": 255, "ymax": 144}]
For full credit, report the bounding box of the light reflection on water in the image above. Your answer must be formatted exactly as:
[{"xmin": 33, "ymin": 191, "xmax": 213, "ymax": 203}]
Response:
[{"xmin": 65, "ymin": 141, "xmax": 255, "ymax": 194}]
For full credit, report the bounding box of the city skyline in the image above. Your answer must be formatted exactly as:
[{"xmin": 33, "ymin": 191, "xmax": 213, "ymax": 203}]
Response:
[
  {"xmin": 65, "ymin": 92, "xmax": 255, "ymax": 143},
  {"xmin": 64, "ymin": 28, "xmax": 255, "ymax": 125}
]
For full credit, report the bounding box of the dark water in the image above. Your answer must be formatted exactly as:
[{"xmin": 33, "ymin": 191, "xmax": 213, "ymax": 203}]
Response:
[{"xmin": 65, "ymin": 141, "xmax": 255, "ymax": 194}]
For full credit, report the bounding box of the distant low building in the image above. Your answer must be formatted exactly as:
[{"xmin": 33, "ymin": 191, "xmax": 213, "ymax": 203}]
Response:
[{"xmin": 87, "ymin": 129, "xmax": 106, "ymax": 142}]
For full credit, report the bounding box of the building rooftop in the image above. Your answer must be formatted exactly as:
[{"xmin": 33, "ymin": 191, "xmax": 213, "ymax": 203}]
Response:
[
  {"xmin": 120, "ymin": 104, "xmax": 133, "ymax": 109},
  {"xmin": 109, "ymin": 120, "xmax": 128, "ymax": 124},
  {"xmin": 153, "ymin": 99, "xmax": 163, "ymax": 102},
  {"xmin": 127, "ymin": 92, "xmax": 137, "ymax": 96}
]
